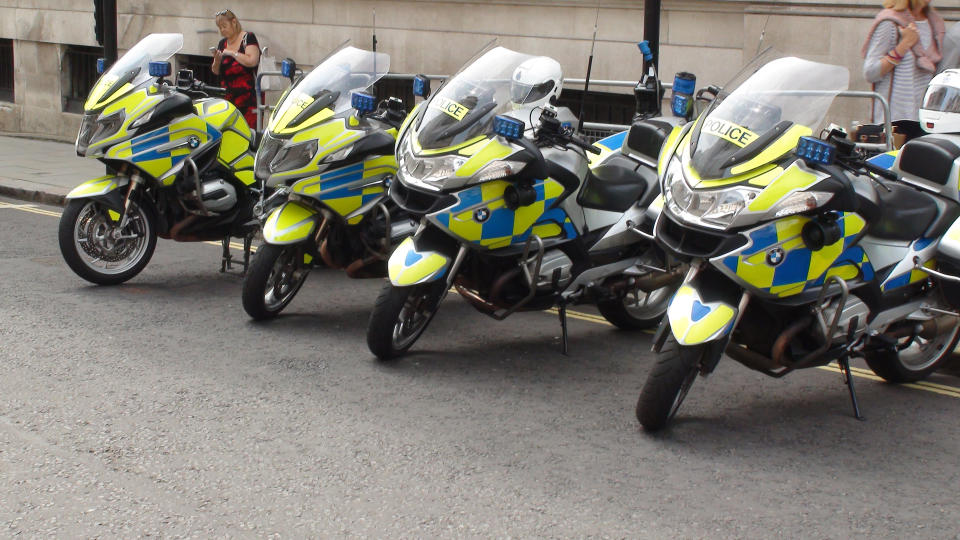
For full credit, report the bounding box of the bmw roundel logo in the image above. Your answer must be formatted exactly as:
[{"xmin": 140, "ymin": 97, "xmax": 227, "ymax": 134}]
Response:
[
  {"xmin": 474, "ymin": 208, "xmax": 490, "ymax": 223},
  {"xmin": 187, "ymin": 135, "xmax": 201, "ymax": 149},
  {"xmin": 766, "ymin": 247, "xmax": 785, "ymax": 266}
]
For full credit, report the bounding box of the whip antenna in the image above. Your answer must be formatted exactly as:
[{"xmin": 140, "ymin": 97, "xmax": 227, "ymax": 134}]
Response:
[{"xmin": 577, "ymin": 8, "xmax": 600, "ymax": 134}]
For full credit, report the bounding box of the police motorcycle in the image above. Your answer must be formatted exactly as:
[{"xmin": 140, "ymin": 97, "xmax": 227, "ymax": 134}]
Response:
[
  {"xmin": 241, "ymin": 44, "xmax": 413, "ymax": 319},
  {"xmin": 59, "ymin": 33, "xmax": 262, "ymax": 285},
  {"xmin": 637, "ymin": 53, "xmax": 960, "ymax": 431},
  {"xmin": 365, "ymin": 46, "xmax": 682, "ymax": 359}
]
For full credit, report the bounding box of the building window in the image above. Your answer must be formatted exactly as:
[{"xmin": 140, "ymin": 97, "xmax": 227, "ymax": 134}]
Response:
[
  {"xmin": 177, "ymin": 54, "xmax": 219, "ymax": 86},
  {"xmin": 0, "ymin": 39, "xmax": 13, "ymax": 103},
  {"xmin": 62, "ymin": 45, "xmax": 102, "ymax": 113}
]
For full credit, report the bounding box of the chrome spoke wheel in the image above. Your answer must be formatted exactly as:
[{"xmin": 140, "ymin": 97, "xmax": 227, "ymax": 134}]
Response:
[{"xmin": 73, "ymin": 202, "xmax": 149, "ymax": 275}]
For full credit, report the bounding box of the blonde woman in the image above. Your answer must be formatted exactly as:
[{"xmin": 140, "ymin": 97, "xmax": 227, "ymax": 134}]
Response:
[
  {"xmin": 210, "ymin": 9, "xmax": 261, "ymax": 129},
  {"xmin": 863, "ymin": 0, "xmax": 945, "ymax": 138}
]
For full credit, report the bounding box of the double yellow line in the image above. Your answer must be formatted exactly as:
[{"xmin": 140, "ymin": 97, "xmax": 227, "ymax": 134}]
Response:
[{"xmin": 7, "ymin": 200, "xmax": 960, "ymax": 400}]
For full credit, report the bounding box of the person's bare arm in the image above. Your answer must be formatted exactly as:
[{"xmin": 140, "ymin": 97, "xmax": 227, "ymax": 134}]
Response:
[
  {"xmin": 211, "ymin": 49, "xmax": 223, "ymax": 75},
  {"xmin": 224, "ymin": 44, "xmax": 260, "ymax": 69}
]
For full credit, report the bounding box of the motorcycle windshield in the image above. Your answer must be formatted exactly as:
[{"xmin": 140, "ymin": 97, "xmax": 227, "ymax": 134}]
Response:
[
  {"xmin": 268, "ymin": 46, "xmax": 389, "ymax": 132},
  {"xmin": 689, "ymin": 55, "xmax": 849, "ymax": 179},
  {"xmin": 415, "ymin": 46, "xmax": 541, "ymax": 150},
  {"xmin": 84, "ymin": 33, "xmax": 183, "ymax": 111}
]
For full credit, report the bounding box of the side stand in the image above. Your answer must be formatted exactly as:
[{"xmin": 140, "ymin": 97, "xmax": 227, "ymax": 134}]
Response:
[
  {"xmin": 838, "ymin": 354, "xmax": 865, "ymax": 421},
  {"xmin": 558, "ymin": 301, "xmax": 569, "ymax": 355}
]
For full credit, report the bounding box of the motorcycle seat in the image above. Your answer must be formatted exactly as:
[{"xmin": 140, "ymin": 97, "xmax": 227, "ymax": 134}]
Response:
[
  {"xmin": 621, "ymin": 119, "xmax": 676, "ymax": 164},
  {"xmin": 577, "ymin": 153, "xmax": 652, "ymax": 213},
  {"xmin": 856, "ymin": 181, "xmax": 938, "ymax": 241},
  {"xmin": 898, "ymin": 135, "xmax": 960, "ymax": 186}
]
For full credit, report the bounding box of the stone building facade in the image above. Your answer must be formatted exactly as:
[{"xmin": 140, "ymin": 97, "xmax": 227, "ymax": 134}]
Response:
[{"xmin": 1, "ymin": 0, "xmax": 958, "ymax": 140}]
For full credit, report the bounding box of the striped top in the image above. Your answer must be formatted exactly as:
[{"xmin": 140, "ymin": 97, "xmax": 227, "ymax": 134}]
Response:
[{"xmin": 863, "ymin": 19, "xmax": 935, "ymax": 122}]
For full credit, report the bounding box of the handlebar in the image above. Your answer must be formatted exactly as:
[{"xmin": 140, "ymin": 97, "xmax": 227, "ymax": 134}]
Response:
[
  {"xmin": 567, "ymin": 132, "xmax": 601, "ymax": 154},
  {"xmin": 860, "ymin": 159, "xmax": 899, "ymax": 182},
  {"xmin": 198, "ymin": 83, "xmax": 227, "ymax": 97}
]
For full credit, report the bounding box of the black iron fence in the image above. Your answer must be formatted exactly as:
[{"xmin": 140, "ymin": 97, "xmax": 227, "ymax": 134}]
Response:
[
  {"xmin": 177, "ymin": 54, "xmax": 219, "ymax": 86},
  {"xmin": 0, "ymin": 39, "xmax": 13, "ymax": 103},
  {"xmin": 63, "ymin": 45, "xmax": 101, "ymax": 113}
]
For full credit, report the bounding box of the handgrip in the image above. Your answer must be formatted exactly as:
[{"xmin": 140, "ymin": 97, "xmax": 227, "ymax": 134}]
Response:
[
  {"xmin": 569, "ymin": 134, "xmax": 600, "ymax": 154},
  {"xmin": 862, "ymin": 160, "xmax": 898, "ymax": 182}
]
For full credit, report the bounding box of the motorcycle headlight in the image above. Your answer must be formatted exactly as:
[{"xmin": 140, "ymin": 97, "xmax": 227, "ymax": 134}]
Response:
[
  {"xmin": 472, "ymin": 159, "xmax": 525, "ymax": 183},
  {"xmin": 662, "ymin": 155, "xmax": 759, "ymax": 228},
  {"xmin": 76, "ymin": 112, "xmax": 98, "ymax": 155},
  {"xmin": 397, "ymin": 135, "xmax": 466, "ymax": 190},
  {"xmin": 255, "ymin": 134, "xmax": 283, "ymax": 181},
  {"xmin": 769, "ymin": 190, "xmax": 833, "ymax": 218},
  {"xmin": 321, "ymin": 144, "xmax": 353, "ymax": 164},
  {"xmin": 129, "ymin": 108, "xmax": 155, "ymax": 130},
  {"xmin": 85, "ymin": 110, "xmax": 126, "ymax": 147},
  {"xmin": 269, "ymin": 140, "xmax": 318, "ymax": 174}
]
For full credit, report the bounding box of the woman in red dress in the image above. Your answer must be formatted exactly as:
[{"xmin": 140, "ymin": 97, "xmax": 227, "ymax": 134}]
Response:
[{"xmin": 210, "ymin": 9, "xmax": 261, "ymax": 130}]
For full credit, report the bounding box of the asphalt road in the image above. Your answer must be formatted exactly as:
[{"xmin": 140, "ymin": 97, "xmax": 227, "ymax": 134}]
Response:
[{"xmin": 1, "ymin": 198, "xmax": 959, "ymax": 537}]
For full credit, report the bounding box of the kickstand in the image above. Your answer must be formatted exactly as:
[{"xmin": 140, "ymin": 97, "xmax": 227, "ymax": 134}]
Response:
[
  {"xmin": 242, "ymin": 233, "xmax": 254, "ymax": 275},
  {"xmin": 220, "ymin": 236, "xmax": 234, "ymax": 272},
  {"xmin": 838, "ymin": 317, "xmax": 864, "ymax": 421},
  {"xmin": 838, "ymin": 355, "xmax": 865, "ymax": 421},
  {"xmin": 558, "ymin": 302, "xmax": 569, "ymax": 356}
]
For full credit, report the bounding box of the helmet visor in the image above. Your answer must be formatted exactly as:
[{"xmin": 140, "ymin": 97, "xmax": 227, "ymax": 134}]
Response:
[
  {"xmin": 511, "ymin": 80, "xmax": 555, "ymax": 104},
  {"xmin": 923, "ymin": 84, "xmax": 960, "ymax": 114}
]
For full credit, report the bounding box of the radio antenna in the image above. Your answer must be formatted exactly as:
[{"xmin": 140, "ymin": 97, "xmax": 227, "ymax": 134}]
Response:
[{"xmin": 577, "ymin": 8, "xmax": 600, "ymax": 134}]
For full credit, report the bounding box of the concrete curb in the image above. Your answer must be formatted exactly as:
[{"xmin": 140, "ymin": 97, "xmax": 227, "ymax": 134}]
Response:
[{"xmin": 0, "ymin": 184, "xmax": 67, "ymax": 207}]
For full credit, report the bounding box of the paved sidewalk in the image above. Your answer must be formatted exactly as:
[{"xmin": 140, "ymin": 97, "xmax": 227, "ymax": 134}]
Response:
[{"xmin": 0, "ymin": 134, "xmax": 104, "ymax": 206}]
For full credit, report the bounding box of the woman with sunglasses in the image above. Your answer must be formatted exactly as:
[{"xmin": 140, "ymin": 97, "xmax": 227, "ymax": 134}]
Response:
[{"xmin": 211, "ymin": 9, "xmax": 261, "ymax": 130}]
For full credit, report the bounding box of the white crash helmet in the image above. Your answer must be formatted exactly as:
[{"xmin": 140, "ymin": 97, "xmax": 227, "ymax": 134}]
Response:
[
  {"xmin": 919, "ymin": 69, "xmax": 960, "ymax": 134},
  {"xmin": 510, "ymin": 57, "xmax": 563, "ymax": 108}
]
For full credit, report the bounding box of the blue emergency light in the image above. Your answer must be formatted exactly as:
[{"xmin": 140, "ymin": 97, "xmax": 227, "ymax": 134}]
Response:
[
  {"xmin": 96, "ymin": 58, "xmax": 106, "ymax": 74},
  {"xmin": 493, "ymin": 115, "xmax": 524, "ymax": 140},
  {"xmin": 413, "ymin": 74, "xmax": 430, "ymax": 98},
  {"xmin": 351, "ymin": 92, "xmax": 377, "ymax": 114},
  {"xmin": 671, "ymin": 95, "xmax": 692, "ymax": 118},
  {"xmin": 148, "ymin": 61, "xmax": 171, "ymax": 78},
  {"xmin": 795, "ymin": 136, "xmax": 836, "ymax": 165},
  {"xmin": 281, "ymin": 58, "xmax": 296, "ymax": 79},
  {"xmin": 637, "ymin": 41, "xmax": 654, "ymax": 62}
]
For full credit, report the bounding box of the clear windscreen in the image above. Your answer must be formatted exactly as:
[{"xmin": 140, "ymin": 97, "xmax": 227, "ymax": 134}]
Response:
[
  {"xmin": 690, "ymin": 53, "xmax": 849, "ymax": 179},
  {"xmin": 415, "ymin": 46, "xmax": 540, "ymax": 150},
  {"xmin": 95, "ymin": 33, "xmax": 183, "ymax": 96},
  {"xmin": 277, "ymin": 45, "xmax": 390, "ymax": 118}
]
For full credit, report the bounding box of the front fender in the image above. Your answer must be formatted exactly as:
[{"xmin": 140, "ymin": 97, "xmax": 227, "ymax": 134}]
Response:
[
  {"xmin": 388, "ymin": 237, "xmax": 451, "ymax": 286},
  {"xmin": 667, "ymin": 285, "xmax": 738, "ymax": 345},
  {"xmin": 66, "ymin": 174, "xmax": 128, "ymax": 199},
  {"xmin": 262, "ymin": 200, "xmax": 319, "ymax": 245}
]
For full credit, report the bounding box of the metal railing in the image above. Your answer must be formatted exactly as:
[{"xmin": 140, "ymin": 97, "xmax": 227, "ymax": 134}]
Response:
[{"xmin": 250, "ymin": 71, "xmax": 894, "ymax": 151}]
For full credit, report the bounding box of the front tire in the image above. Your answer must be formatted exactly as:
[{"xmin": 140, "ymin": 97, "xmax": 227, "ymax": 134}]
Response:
[
  {"xmin": 864, "ymin": 318, "xmax": 960, "ymax": 382},
  {"xmin": 637, "ymin": 335, "xmax": 706, "ymax": 432},
  {"xmin": 598, "ymin": 284, "xmax": 675, "ymax": 330},
  {"xmin": 367, "ymin": 280, "xmax": 445, "ymax": 360},
  {"xmin": 242, "ymin": 244, "xmax": 310, "ymax": 320},
  {"xmin": 58, "ymin": 199, "xmax": 157, "ymax": 285}
]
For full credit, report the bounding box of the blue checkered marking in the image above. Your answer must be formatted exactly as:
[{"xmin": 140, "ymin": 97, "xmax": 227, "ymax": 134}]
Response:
[
  {"xmin": 595, "ymin": 130, "xmax": 628, "ymax": 151},
  {"xmin": 867, "ymin": 152, "xmax": 896, "ymax": 170},
  {"xmin": 691, "ymin": 300, "xmax": 710, "ymax": 322},
  {"xmin": 405, "ymin": 248, "xmax": 423, "ymax": 266}
]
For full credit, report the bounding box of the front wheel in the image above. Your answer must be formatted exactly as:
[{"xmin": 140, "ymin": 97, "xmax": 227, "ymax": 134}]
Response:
[
  {"xmin": 242, "ymin": 244, "xmax": 310, "ymax": 320},
  {"xmin": 636, "ymin": 335, "xmax": 707, "ymax": 432},
  {"xmin": 367, "ymin": 280, "xmax": 445, "ymax": 360},
  {"xmin": 598, "ymin": 283, "xmax": 676, "ymax": 330},
  {"xmin": 864, "ymin": 317, "xmax": 960, "ymax": 382},
  {"xmin": 58, "ymin": 199, "xmax": 157, "ymax": 285}
]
